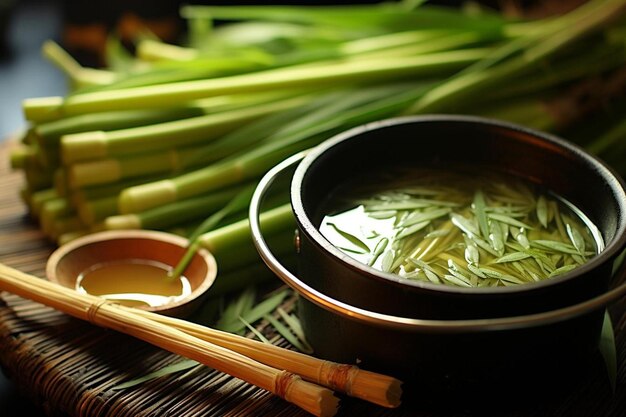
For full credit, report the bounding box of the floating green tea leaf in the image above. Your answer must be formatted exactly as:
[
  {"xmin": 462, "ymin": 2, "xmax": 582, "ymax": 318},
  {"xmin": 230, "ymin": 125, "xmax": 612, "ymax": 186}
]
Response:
[
  {"xmin": 478, "ymin": 267, "xmax": 524, "ymax": 284},
  {"xmin": 547, "ymin": 264, "xmax": 577, "ymax": 277},
  {"xmin": 337, "ymin": 246, "xmax": 368, "ymax": 254},
  {"xmin": 488, "ymin": 213, "xmax": 534, "ymax": 229},
  {"xmin": 450, "ymin": 213, "xmax": 479, "ymax": 236},
  {"xmin": 381, "ymin": 249, "xmax": 395, "ymax": 272},
  {"xmin": 442, "ymin": 274, "xmax": 472, "ymax": 287},
  {"xmin": 536, "ymin": 195, "xmax": 549, "ymax": 228},
  {"xmin": 467, "ymin": 263, "xmax": 487, "ymax": 278},
  {"xmin": 566, "ymin": 222, "xmax": 586, "ymax": 254},
  {"xmin": 494, "ymin": 251, "xmax": 531, "ymax": 263},
  {"xmin": 423, "ymin": 267, "xmax": 441, "ymax": 283},
  {"xmin": 532, "ymin": 239, "xmax": 582, "ymax": 255},
  {"xmin": 488, "ymin": 220, "xmax": 505, "ymax": 256},
  {"xmin": 326, "ymin": 222, "xmax": 370, "ymax": 252},
  {"xmin": 425, "ymin": 229, "xmax": 450, "ymax": 239},
  {"xmin": 366, "ymin": 210, "xmax": 397, "ymax": 219},
  {"xmin": 320, "ymin": 168, "xmax": 601, "ymax": 288},
  {"xmin": 400, "ymin": 207, "xmax": 451, "ymax": 227},
  {"xmin": 472, "ymin": 190, "xmax": 490, "ymax": 240},
  {"xmin": 466, "ymin": 232, "xmax": 498, "ymax": 256},
  {"xmin": 368, "ymin": 237, "xmax": 389, "ymax": 266},
  {"xmin": 395, "ymin": 220, "xmax": 430, "ymax": 240},
  {"xmin": 464, "ymin": 244, "xmax": 480, "ymax": 265},
  {"xmin": 511, "ymin": 227, "xmax": 531, "ymax": 249}
]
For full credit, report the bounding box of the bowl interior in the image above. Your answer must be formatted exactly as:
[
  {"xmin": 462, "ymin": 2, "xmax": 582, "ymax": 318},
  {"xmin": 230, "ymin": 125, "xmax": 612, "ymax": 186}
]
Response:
[
  {"xmin": 46, "ymin": 230, "xmax": 217, "ymax": 317},
  {"xmin": 291, "ymin": 115, "xmax": 626, "ymax": 317}
]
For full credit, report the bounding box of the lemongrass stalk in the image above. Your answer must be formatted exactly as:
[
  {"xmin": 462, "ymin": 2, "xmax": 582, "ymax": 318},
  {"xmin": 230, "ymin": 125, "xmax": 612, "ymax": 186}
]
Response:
[
  {"xmin": 347, "ymin": 31, "xmax": 494, "ymax": 61},
  {"xmin": 30, "ymin": 188, "xmax": 59, "ymax": 216},
  {"xmin": 181, "ymin": 95, "xmax": 334, "ymax": 166},
  {"xmin": 139, "ymin": 305, "xmax": 402, "ymax": 408},
  {"xmin": 34, "ymin": 91, "xmax": 306, "ymax": 144},
  {"xmin": 57, "ymin": 230, "xmax": 90, "ymax": 245},
  {"xmin": 137, "ymin": 38, "xmax": 200, "ymax": 62},
  {"xmin": 61, "ymin": 95, "xmax": 307, "ymax": 164},
  {"xmin": 76, "ymin": 195, "xmax": 118, "ymax": 225},
  {"xmin": 69, "ymin": 173, "xmax": 174, "ymax": 206},
  {"xmin": 36, "ymin": 107, "xmax": 206, "ymax": 145},
  {"xmin": 104, "ymin": 184, "xmax": 249, "ymax": 231},
  {"xmin": 23, "ymin": 48, "xmax": 487, "ymax": 119},
  {"xmin": 20, "ymin": 162, "xmax": 55, "ymax": 193},
  {"xmin": 181, "ymin": 3, "xmax": 505, "ymax": 33},
  {"xmin": 45, "ymin": 215, "xmax": 85, "ymax": 241},
  {"xmin": 53, "ymin": 169, "xmax": 67, "ymax": 196},
  {"xmin": 406, "ymin": 0, "xmax": 626, "ymax": 114},
  {"xmin": 0, "ymin": 264, "xmax": 340, "ymax": 417},
  {"xmin": 207, "ymin": 259, "xmax": 290, "ymax": 297},
  {"xmin": 41, "ymin": 40, "xmax": 117, "ymax": 87},
  {"xmin": 218, "ymin": 230, "xmax": 295, "ymax": 274},
  {"xmin": 67, "ymin": 157, "xmax": 160, "ymax": 189},
  {"xmin": 78, "ymin": 60, "xmax": 266, "ymax": 93},
  {"xmin": 118, "ymin": 83, "xmax": 430, "ymax": 213},
  {"xmin": 65, "ymin": 147, "xmax": 208, "ymax": 189},
  {"xmin": 171, "ymin": 184, "xmax": 257, "ymax": 279},
  {"xmin": 41, "ymin": 197, "xmax": 74, "ymax": 226},
  {"xmin": 198, "ymin": 204, "xmax": 293, "ymax": 257},
  {"xmin": 9, "ymin": 146, "xmax": 37, "ymax": 170},
  {"xmin": 339, "ymin": 29, "xmax": 453, "ymax": 55}
]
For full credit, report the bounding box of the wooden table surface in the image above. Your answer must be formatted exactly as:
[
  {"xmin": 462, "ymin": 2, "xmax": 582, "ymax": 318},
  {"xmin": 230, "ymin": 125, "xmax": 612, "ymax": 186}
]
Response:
[{"xmin": 0, "ymin": 140, "xmax": 625, "ymax": 417}]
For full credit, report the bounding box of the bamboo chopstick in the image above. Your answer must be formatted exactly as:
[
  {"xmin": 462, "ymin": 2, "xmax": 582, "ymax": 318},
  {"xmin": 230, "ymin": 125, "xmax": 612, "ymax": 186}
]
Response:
[
  {"xmin": 131, "ymin": 308, "xmax": 402, "ymax": 408},
  {"xmin": 0, "ymin": 263, "xmax": 338, "ymax": 417},
  {"xmin": 0, "ymin": 262, "xmax": 404, "ymax": 414}
]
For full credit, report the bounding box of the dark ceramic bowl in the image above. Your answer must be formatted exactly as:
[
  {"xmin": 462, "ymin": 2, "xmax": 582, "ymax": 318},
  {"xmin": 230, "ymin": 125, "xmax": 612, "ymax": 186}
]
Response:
[{"xmin": 250, "ymin": 115, "xmax": 626, "ymax": 396}]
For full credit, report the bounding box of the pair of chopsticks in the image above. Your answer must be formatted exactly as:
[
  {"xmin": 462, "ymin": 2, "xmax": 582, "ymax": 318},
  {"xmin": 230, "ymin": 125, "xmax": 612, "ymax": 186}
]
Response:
[{"xmin": 0, "ymin": 263, "xmax": 401, "ymax": 417}]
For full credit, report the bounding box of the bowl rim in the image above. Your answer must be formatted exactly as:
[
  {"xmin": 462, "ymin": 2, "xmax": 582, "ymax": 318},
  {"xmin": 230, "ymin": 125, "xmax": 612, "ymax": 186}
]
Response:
[
  {"xmin": 291, "ymin": 114, "xmax": 626, "ymax": 296},
  {"xmin": 46, "ymin": 229, "xmax": 218, "ymax": 315}
]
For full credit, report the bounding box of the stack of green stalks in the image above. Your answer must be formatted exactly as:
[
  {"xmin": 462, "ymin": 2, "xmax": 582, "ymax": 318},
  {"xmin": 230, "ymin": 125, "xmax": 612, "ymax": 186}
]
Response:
[{"xmin": 8, "ymin": 0, "xmax": 626, "ymax": 283}]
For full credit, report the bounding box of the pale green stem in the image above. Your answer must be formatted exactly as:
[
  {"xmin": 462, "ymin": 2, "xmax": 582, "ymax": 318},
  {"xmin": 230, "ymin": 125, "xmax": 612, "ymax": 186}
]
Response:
[{"xmin": 23, "ymin": 48, "xmax": 487, "ymax": 120}]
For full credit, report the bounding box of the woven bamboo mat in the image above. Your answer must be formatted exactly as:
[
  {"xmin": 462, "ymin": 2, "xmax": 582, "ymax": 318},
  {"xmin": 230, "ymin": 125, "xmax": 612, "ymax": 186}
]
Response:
[{"xmin": 1, "ymin": 139, "xmax": 626, "ymax": 417}]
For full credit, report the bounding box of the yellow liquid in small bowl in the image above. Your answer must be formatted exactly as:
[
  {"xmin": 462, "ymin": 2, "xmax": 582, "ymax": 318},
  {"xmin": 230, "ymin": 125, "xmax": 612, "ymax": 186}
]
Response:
[{"xmin": 76, "ymin": 259, "xmax": 192, "ymax": 308}]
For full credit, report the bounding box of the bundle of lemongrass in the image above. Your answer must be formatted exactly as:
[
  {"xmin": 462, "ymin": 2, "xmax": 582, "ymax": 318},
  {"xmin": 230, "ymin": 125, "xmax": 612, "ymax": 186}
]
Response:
[
  {"xmin": 9, "ymin": 0, "xmax": 626, "ymax": 254},
  {"xmin": 0, "ymin": 262, "xmax": 401, "ymax": 416}
]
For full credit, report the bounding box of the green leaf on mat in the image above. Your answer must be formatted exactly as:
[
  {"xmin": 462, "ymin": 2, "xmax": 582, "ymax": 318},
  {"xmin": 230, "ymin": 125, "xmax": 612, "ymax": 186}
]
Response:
[
  {"xmin": 217, "ymin": 287, "xmax": 289, "ymax": 334},
  {"xmin": 264, "ymin": 313, "xmax": 314, "ymax": 354},
  {"xmin": 112, "ymin": 360, "xmax": 200, "ymax": 390},
  {"xmin": 239, "ymin": 316, "xmax": 271, "ymax": 344},
  {"xmin": 599, "ymin": 310, "xmax": 617, "ymax": 393}
]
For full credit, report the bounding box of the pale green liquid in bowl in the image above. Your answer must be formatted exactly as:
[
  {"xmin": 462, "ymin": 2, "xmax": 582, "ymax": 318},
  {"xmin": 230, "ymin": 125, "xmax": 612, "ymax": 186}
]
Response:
[{"xmin": 319, "ymin": 168, "xmax": 603, "ymax": 287}]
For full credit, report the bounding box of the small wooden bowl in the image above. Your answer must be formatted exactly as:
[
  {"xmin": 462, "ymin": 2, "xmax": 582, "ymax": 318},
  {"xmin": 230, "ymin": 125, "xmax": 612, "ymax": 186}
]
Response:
[{"xmin": 46, "ymin": 230, "xmax": 217, "ymax": 318}]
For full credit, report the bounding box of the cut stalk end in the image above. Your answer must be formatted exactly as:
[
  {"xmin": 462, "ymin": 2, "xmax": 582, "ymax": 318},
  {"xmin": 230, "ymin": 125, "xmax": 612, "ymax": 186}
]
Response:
[
  {"xmin": 68, "ymin": 159, "xmax": 122, "ymax": 189},
  {"xmin": 118, "ymin": 180, "xmax": 178, "ymax": 214},
  {"xmin": 22, "ymin": 96, "xmax": 65, "ymax": 123},
  {"xmin": 62, "ymin": 131, "xmax": 108, "ymax": 164},
  {"xmin": 104, "ymin": 214, "xmax": 142, "ymax": 230}
]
